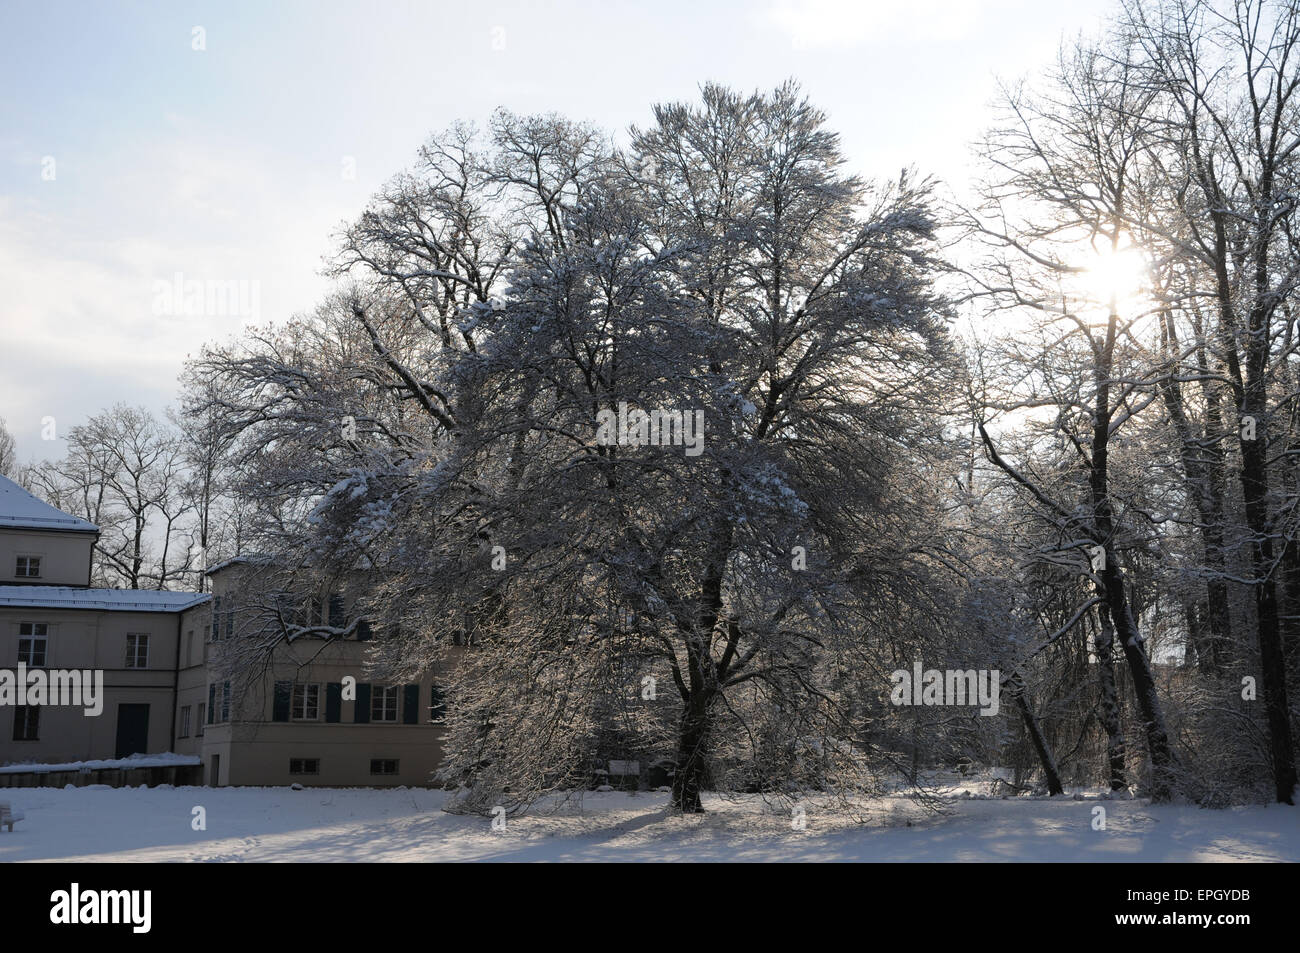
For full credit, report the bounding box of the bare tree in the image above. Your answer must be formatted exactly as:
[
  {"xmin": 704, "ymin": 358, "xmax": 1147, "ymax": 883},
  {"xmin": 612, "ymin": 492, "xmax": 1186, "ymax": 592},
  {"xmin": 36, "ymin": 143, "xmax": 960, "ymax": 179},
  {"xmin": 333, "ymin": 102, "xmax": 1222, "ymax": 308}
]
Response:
[
  {"xmin": 0, "ymin": 417, "xmax": 17, "ymax": 479},
  {"xmin": 30, "ymin": 404, "xmax": 196, "ymax": 589}
]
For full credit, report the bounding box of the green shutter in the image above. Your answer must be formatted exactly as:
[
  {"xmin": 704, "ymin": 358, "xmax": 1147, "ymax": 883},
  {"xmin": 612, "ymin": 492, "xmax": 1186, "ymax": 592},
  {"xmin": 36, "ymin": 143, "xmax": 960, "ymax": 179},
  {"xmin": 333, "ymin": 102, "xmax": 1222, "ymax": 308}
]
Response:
[
  {"xmin": 272, "ymin": 681, "xmax": 292, "ymax": 722},
  {"xmin": 430, "ymin": 683, "xmax": 447, "ymax": 721},
  {"xmin": 325, "ymin": 682, "xmax": 342, "ymax": 723},
  {"xmin": 207, "ymin": 683, "xmax": 216, "ymax": 722},
  {"xmin": 354, "ymin": 683, "xmax": 371, "ymax": 723},
  {"xmin": 402, "ymin": 684, "xmax": 420, "ymax": 724},
  {"xmin": 328, "ymin": 595, "xmax": 345, "ymax": 628},
  {"xmin": 357, "ymin": 619, "xmax": 372, "ymax": 641}
]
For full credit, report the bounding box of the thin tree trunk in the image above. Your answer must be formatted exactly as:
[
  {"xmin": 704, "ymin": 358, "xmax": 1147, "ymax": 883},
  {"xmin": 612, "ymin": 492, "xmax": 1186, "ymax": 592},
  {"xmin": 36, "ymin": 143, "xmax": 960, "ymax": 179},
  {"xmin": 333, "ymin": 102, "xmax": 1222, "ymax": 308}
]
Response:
[
  {"xmin": 1158, "ymin": 307, "xmax": 1231, "ymax": 673},
  {"xmin": 1009, "ymin": 676, "xmax": 1064, "ymax": 796},
  {"xmin": 1094, "ymin": 605, "xmax": 1126, "ymax": 791},
  {"xmin": 1091, "ymin": 282, "xmax": 1176, "ymax": 801}
]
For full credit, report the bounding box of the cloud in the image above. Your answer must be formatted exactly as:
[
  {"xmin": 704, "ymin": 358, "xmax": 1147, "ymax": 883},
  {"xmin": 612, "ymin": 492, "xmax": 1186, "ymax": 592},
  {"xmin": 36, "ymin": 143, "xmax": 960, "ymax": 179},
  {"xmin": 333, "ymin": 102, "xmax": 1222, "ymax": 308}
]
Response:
[
  {"xmin": 762, "ymin": 0, "xmax": 991, "ymax": 50},
  {"xmin": 0, "ymin": 122, "xmax": 339, "ymax": 464}
]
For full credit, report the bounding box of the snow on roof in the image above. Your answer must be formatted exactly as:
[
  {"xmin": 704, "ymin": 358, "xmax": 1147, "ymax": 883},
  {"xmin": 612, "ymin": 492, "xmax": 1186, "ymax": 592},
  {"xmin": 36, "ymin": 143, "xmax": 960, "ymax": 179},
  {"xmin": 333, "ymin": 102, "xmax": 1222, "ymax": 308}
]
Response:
[
  {"xmin": 0, "ymin": 586, "xmax": 210, "ymax": 613},
  {"xmin": 0, "ymin": 474, "xmax": 98, "ymax": 533},
  {"xmin": 204, "ymin": 553, "xmax": 273, "ymax": 576}
]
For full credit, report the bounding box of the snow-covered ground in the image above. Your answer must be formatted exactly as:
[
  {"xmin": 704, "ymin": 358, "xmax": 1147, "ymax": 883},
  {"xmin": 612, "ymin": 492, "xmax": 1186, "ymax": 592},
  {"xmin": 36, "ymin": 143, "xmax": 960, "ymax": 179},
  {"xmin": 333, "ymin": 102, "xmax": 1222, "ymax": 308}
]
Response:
[{"xmin": 1, "ymin": 783, "xmax": 1296, "ymax": 861}]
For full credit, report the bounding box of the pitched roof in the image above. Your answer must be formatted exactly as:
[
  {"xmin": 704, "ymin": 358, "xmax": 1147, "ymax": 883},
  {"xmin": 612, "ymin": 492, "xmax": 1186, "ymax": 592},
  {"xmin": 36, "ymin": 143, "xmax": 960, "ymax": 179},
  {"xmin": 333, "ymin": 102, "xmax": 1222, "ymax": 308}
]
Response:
[
  {"xmin": 0, "ymin": 586, "xmax": 210, "ymax": 613},
  {"xmin": 0, "ymin": 474, "xmax": 98, "ymax": 533},
  {"xmin": 204, "ymin": 553, "xmax": 273, "ymax": 576}
]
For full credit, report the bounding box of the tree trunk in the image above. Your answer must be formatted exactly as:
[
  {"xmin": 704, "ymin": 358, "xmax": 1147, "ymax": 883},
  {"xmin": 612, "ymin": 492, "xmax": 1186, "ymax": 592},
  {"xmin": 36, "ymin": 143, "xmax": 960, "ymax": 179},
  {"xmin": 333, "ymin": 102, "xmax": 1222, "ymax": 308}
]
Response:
[
  {"xmin": 1009, "ymin": 677, "xmax": 1064, "ymax": 796},
  {"xmin": 1094, "ymin": 606, "xmax": 1126, "ymax": 791},
  {"xmin": 1240, "ymin": 434, "xmax": 1298, "ymax": 804},
  {"xmin": 1158, "ymin": 307, "xmax": 1232, "ymax": 674},
  {"xmin": 1092, "ymin": 287, "xmax": 1176, "ymax": 801},
  {"xmin": 1098, "ymin": 568, "xmax": 1175, "ymax": 800},
  {"xmin": 670, "ymin": 694, "xmax": 712, "ymax": 813}
]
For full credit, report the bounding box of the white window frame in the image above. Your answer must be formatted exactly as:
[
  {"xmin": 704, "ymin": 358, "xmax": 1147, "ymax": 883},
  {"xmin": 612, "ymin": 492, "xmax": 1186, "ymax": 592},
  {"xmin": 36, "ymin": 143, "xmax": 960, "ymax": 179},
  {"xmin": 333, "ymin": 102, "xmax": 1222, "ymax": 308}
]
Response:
[
  {"xmin": 289, "ymin": 758, "xmax": 320, "ymax": 776},
  {"xmin": 125, "ymin": 632, "xmax": 150, "ymax": 669},
  {"xmin": 18, "ymin": 622, "xmax": 48, "ymax": 667},
  {"xmin": 15, "ymin": 555, "xmax": 41, "ymax": 578},
  {"xmin": 291, "ymin": 683, "xmax": 320, "ymax": 721},
  {"xmin": 371, "ymin": 685, "xmax": 399, "ymax": 723}
]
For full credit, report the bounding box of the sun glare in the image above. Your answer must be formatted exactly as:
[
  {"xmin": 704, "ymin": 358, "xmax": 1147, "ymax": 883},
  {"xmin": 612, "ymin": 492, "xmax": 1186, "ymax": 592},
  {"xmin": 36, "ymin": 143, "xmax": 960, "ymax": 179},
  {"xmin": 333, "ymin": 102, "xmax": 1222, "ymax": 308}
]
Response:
[{"xmin": 1078, "ymin": 245, "xmax": 1149, "ymax": 316}]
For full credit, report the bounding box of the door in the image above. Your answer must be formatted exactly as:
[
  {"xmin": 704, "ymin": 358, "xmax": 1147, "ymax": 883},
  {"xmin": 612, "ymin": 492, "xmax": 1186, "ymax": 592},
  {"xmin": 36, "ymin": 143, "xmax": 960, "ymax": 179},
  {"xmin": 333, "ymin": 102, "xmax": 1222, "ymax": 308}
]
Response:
[
  {"xmin": 114, "ymin": 703, "xmax": 150, "ymax": 759},
  {"xmin": 210, "ymin": 754, "xmax": 221, "ymax": 787}
]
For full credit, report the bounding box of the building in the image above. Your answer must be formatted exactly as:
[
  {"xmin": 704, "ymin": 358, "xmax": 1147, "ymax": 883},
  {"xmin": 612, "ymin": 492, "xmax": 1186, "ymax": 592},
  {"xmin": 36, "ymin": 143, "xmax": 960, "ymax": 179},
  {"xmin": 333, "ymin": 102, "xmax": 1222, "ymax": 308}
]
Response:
[{"xmin": 0, "ymin": 474, "xmax": 449, "ymax": 787}]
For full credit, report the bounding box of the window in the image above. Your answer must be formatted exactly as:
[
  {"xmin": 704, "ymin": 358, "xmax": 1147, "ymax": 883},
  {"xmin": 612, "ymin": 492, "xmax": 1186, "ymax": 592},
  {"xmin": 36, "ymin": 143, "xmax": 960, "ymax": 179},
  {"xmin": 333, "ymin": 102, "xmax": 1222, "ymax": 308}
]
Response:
[
  {"xmin": 18, "ymin": 622, "xmax": 48, "ymax": 667},
  {"xmin": 179, "ymin": 705, "xmax": 191, "ymax": 738},
  {"xmin": 369, "ymin": 759, "xmax": 398, "ymax": 776},
  {"xmin": 328, "ymin": 594, "xmax": 345, "ymax": 628},
  {"xmin": 12, "ymin": 706, "xmax": 38, "ymax": 741},
  {"xmin": 429, "ymin": 683, "xmax": 447, "ymax": 723},
  {"xmin": 289, "ymin": 758, "xmax": 320, "ymax": 776},
  {"xmin": 197, "ymin": 704, "xmax": 206, "ymax": 736},
  {"xmin": 371, "ymin": 685, "xmax": 399, "ymax": 723},
  {"xmin": 125, "ymin": 633, "xmax": 149, "ymax": 669},
  {"xmin": 292, "ymin": 684, "xmax": 320, "ymax": 721},
  {"xmin": 207, "ymin": 681, "xmax": 230, "ymax": 724},
  {"xmin": 210, "ymin": 595, "xmax": 234, "ymax": 641},
  {"xmin": 15, "ymin": 556, "xmax": 41, "ymax": 578}
]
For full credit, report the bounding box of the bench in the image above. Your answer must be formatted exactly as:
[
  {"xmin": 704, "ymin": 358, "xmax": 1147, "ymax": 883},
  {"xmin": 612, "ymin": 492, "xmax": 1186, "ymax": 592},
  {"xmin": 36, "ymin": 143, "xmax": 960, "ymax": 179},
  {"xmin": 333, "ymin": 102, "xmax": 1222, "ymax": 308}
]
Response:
[{"xmin": 0, "ymin": 801, "xmax": 25, "ymax": 832}]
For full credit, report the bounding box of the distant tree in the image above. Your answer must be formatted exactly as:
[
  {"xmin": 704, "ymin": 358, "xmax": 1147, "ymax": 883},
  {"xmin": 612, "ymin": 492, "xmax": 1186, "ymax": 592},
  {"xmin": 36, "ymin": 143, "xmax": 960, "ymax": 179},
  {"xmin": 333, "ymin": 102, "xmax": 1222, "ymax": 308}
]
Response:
[
  {"xmin": 0, "ymin": 417, "xmax": 17, "ymax": 479},
  {"xmin": 29, "ymin": 404, "xmax": 196, "ymax": 589}
]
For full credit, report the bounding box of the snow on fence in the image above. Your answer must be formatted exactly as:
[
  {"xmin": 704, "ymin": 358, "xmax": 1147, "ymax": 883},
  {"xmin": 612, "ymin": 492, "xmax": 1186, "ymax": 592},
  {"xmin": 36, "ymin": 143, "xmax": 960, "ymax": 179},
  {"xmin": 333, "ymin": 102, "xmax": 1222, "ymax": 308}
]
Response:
[{"xmin": 0, "ymin": 753, "xmax": 202, "ymax": 789}]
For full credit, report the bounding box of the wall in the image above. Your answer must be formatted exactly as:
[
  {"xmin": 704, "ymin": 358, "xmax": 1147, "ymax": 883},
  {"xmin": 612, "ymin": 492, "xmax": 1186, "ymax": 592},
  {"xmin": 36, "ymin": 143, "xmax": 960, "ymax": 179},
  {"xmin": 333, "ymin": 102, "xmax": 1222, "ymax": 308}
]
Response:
[
  {"xmin": 0, "ymin": 606, "xmax": 183, "ymax": 765},
  {"xmin": 0, "ymin": 528, "xmax": 94, "ymax": 586}
]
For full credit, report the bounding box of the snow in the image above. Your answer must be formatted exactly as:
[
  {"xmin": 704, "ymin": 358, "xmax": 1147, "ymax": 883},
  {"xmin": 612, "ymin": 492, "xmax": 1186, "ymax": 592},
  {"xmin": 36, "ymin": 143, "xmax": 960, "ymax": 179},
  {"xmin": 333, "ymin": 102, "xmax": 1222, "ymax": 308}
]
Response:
[
  {"xmin": 0, "ymin": 786, "xmax": 1295, "ymax": 862},
  {"xmin": 204, "ymin": 554, "xmax": 272, "ymax": 576},
  {"xmin": 0, "ymin": 753, "xmax": 200, "ymax": 775},
  {"xmin": 0, "ymin": 587, "xmax": 209, "ymax": 613},
  {"xmin": 0, "ymin": 474, "xmax": 98, "ymax": 532}
]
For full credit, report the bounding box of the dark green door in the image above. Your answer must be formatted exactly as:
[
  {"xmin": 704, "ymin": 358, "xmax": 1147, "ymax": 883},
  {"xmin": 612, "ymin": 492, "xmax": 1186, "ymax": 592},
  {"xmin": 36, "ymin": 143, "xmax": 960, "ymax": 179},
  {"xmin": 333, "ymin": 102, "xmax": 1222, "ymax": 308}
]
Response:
[{"xmin": 114, "ymin": 703, "xmax": 150, "ymax": 758}]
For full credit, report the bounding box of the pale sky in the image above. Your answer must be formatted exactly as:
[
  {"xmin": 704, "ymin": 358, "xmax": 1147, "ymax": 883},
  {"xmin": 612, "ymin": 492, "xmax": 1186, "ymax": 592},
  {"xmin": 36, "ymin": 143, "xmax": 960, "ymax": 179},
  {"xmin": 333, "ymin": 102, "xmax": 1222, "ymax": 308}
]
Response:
[{"xmin": 0, "ymin": 0, "xmax": 1116, "ymax": 464}]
